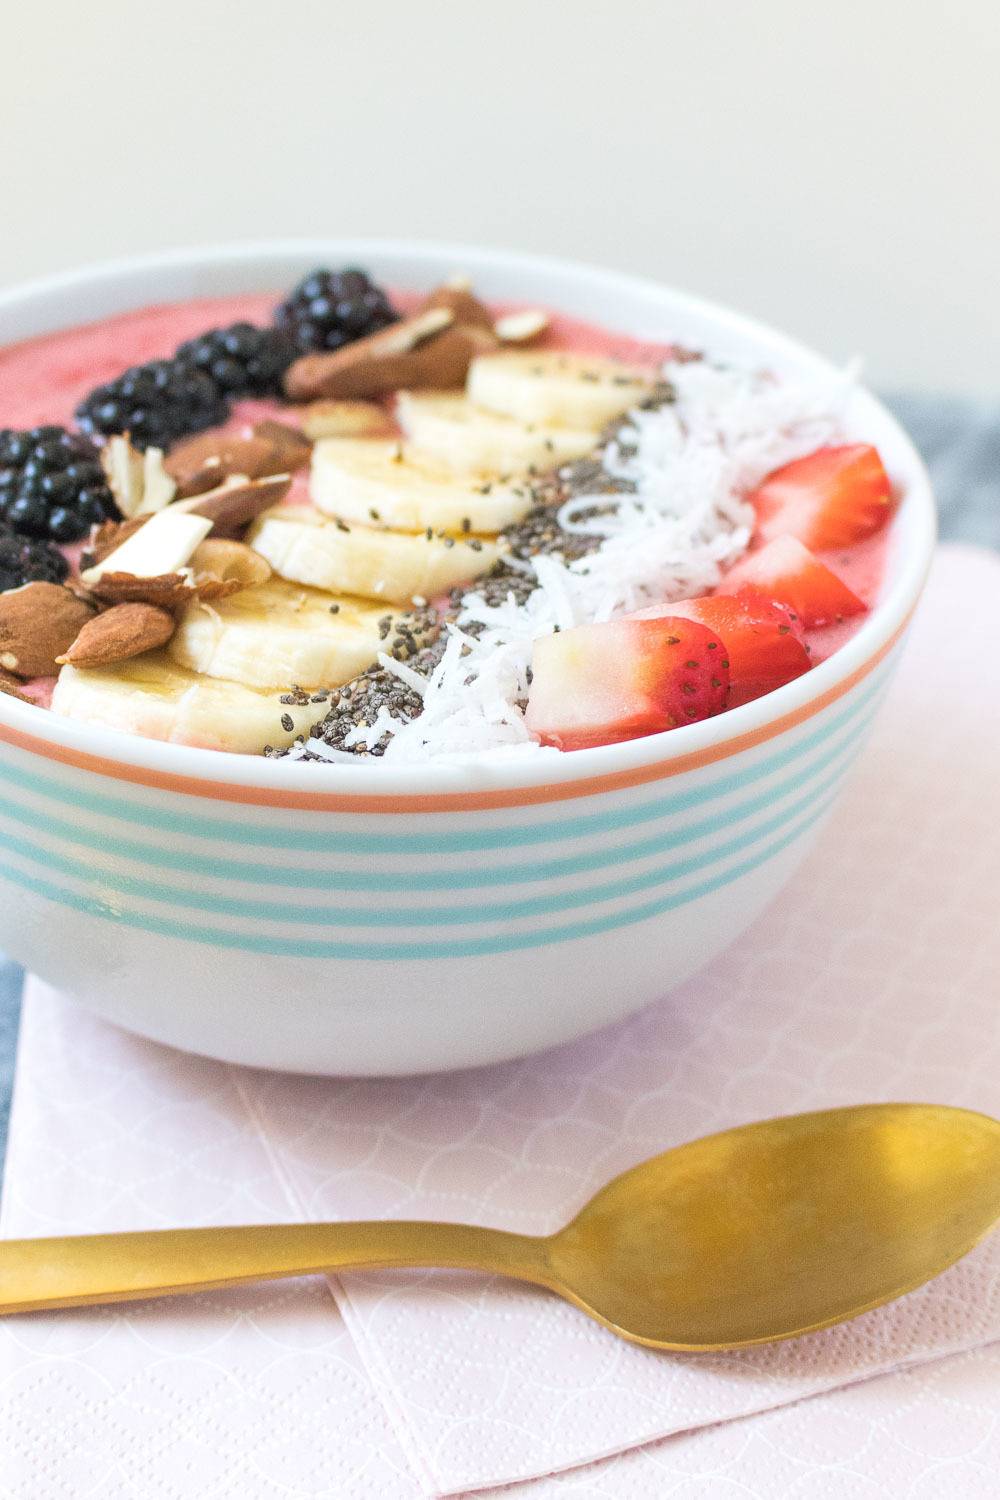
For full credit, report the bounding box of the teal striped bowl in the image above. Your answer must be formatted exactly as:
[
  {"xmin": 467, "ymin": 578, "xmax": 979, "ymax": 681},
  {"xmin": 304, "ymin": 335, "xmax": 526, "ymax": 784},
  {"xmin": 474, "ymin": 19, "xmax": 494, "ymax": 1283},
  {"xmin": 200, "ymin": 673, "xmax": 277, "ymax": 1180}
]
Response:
[{"xmin": 0, "ymin": 242, "xmax": 935, "ymax": 1074}]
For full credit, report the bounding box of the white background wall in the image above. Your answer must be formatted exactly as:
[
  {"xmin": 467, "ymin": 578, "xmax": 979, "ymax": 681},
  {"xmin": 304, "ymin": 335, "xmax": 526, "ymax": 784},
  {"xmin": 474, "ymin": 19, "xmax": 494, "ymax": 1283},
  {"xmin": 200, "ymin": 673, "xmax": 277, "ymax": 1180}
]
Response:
[{"xmin": 2, "ymin": 0, "xmax": 997, "ymax": 394}]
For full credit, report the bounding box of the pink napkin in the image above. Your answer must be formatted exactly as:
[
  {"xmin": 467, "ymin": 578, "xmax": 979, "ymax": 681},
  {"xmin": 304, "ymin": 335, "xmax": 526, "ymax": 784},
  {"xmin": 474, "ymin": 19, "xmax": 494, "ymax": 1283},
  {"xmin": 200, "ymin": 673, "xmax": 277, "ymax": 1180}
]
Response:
[{"xmin": 3, "ymin": 543, "xmax": 1000, "ymax": 1498}]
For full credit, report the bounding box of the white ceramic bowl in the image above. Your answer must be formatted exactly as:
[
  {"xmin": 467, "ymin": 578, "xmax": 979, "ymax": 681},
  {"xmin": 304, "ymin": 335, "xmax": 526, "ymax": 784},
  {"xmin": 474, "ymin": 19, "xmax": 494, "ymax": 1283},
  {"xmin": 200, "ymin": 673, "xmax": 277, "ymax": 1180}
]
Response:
[{"xmin": 0, "ymin": 241, "xmax": 935, "ymax": 1074}]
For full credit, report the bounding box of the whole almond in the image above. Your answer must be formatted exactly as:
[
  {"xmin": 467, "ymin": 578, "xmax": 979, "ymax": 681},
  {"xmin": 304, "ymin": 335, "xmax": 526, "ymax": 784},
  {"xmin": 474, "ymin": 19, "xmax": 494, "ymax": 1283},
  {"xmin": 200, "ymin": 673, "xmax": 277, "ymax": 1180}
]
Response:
[
  {"xmin": 0, "ymin": 582, "xmax": 96, "ymax": 678},
  {"xmin": 421, "ymin": 284, "xmax": 495, "ymax": 332},
  {"xmin": 90, "ymin": 573, "xmax": 198, "ymax": 610},
  {"xmin": 57, "ymin": 603, "xmax": 176, "ymax": 668}
]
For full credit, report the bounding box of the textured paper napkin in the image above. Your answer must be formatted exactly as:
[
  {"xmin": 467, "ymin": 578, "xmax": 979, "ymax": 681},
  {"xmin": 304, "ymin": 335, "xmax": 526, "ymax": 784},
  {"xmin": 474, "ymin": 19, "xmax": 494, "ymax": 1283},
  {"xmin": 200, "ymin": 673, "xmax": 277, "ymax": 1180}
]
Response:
[{"xmin": 2, "ymin": 544, "xmax": 1000, "ymax": 1498}]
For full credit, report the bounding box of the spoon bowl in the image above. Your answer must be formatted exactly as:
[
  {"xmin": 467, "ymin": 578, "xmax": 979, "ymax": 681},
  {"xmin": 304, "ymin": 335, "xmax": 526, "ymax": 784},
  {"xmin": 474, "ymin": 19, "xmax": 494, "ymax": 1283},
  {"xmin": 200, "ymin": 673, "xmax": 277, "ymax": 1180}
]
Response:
[
  {"xmin": 3, "ymin": 1103, "xmax": 999, "ymax": 1349},
  {"xmin": 543, "ymin": 1103, "xmax": 1000, "ymax": 1348}
]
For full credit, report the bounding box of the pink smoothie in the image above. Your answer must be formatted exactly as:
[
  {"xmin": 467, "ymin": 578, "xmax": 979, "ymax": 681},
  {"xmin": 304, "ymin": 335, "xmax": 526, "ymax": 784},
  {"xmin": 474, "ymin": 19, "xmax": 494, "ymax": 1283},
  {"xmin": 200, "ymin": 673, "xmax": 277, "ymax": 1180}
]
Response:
[{"xmin": 0, "ymin": 291, "xmax": 888, "ymax": 701}]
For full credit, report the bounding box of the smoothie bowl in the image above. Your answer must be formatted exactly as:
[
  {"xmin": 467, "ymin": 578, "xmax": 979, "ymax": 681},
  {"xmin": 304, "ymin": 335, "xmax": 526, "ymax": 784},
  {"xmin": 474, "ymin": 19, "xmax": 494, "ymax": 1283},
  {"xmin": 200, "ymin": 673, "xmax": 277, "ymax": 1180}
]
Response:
[{"xmin": 0, "ymin": 241, "xmax": 935, "ymax": 1074}]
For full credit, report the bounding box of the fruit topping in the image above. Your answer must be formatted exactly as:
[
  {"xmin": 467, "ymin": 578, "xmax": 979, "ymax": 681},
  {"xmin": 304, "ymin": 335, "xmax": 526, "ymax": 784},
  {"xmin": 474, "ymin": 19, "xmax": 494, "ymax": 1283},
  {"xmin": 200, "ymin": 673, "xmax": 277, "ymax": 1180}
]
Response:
[
  {"xmin": 77, "ymin": 359, "xmax": 229, "ymax": 450},
  {"xmin": 274, "ymin": 267, "xmax": 399, "ymax": 355},
  {"xmin": 0, "ymin": 525, "xmax": 70, "ymax": 592},
  {"xmin": 524, "ymin": 615, "xmax": 730, "ymax": 751},
  {"xmin": 396, "ymin": 391, "xmax": 598, "ymax": 474},
  {"xmin": 301, "ymin": 400, "xmax": 396, "ymax": 440},
  {"xmin": 637, "ymin": 593, "xmax": 811, "ymax": 709},
  {"xmin": 717, "ymin": 535, "xmax": 867, "ymax": 628},
  {"xmin": 174, "ymin": 323, "xmax": 295, "ymax": 399},
  {"xmin": 750, "ymin": 443, "xmax": 893, "ymax": 551},
  {"xmin": 0, "ymin": 425, "xmax": 117, "ymax": 542},
  {"xmin": 57, "ymin": 602, "xmax": 176, "ymax": 669},
  {"xmin": 467, "ymin": 350, "xmax": 657, "ymax": 430},
  {"xmin": 0, "ymin": 581, "xmax": 96, "ymax": 677},
  {"xmin": 311, "ymin": 437, "xmax": 532, "ymax": 533}
]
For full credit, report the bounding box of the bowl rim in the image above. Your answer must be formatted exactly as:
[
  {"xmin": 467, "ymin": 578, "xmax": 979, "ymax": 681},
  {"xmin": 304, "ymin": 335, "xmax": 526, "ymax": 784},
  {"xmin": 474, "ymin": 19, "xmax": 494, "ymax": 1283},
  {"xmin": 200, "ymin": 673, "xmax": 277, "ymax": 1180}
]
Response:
[{"xmin": 0, "ymin": 237, "xmax": 936, "ymax": 812}]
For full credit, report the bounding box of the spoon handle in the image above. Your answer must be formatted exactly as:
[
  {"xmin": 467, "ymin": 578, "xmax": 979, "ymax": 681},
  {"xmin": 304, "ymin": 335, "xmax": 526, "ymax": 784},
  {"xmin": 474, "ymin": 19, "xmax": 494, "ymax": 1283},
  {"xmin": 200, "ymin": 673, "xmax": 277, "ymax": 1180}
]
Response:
[{"xmin": 0, "ymin": 1221, "xmax": 548, "ymax": 1315}]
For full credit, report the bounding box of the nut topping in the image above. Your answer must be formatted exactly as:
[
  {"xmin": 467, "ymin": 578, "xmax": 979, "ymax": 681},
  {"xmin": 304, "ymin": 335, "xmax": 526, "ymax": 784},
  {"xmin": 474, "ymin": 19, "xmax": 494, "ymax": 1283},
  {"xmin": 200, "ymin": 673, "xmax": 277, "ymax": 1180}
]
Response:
[
  {"xmin": 284, "ymin": 322, "xmax": 498, "ymax": 402},
  {"xmin": 0, "ymin": 582, "xmax": 96, "ymax": 677},
  {"xmin": 180, "ymin": 473, "xmax": 293, "ymax": 535},
  {"xmin": 165, "ymin": 430, "xmax": 281, "ymax": 497},
  {"xmin": 495, "ymin": 309, "xmax": 550, "ymax": 344},
  {"xmin": 190, "ymin": 538, "xmax": 272, "ymax": 595},
  {"xmin": 57, "ymin": 603, "xmax": 176, "ymax": 668}
]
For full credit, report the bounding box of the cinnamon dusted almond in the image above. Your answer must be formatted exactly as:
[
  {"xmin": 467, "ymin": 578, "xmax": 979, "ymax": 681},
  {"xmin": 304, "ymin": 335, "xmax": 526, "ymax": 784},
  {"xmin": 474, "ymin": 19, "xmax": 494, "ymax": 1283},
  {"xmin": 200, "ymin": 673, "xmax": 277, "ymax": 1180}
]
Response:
[
  {"xmin": 283, "ymin": 306, "xmax": 457, "ymax": 401},
  {"xmin": 165, "ymin": 430, "xmax": 280, "ymax": 497},
  {"xmin": 0, "ymin": 582, "xmax": 96, "ymax": 678},
  {"xmin": 285, "ymin": 323, "xmax": 498, "ymax": 402},
  {"xmin": 252, "ymin": 419, "xmax": 313, "ymax": 473},
  {"xmin": 57, "ymin": 603, "xmax": 176, "ymax": 668},
  {"xmin": 181, "ymin": 473, "xmax": 293, "ymax": 536},
  {"xmin": 301, "ymin": 399, "xmax": 395, "ymax": 440}
]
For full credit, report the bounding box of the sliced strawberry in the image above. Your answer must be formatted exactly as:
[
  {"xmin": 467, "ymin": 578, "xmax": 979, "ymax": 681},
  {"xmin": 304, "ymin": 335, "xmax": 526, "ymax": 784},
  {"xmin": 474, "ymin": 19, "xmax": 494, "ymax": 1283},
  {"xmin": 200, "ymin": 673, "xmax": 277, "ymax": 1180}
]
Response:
[
  {"xmin": 524, "ymin": 615, "xmax": 730, "ymax": 751},
  {"xmin": 717, "ymin": 535, "xmax": 867, "ymax": 628},
  {"xmin": 633, "ymin": 593, "xmax": 811, "ymax": 709},
  {"xmin": 751, "ymin": 444, "xmax": 893, "ymax": 551}
]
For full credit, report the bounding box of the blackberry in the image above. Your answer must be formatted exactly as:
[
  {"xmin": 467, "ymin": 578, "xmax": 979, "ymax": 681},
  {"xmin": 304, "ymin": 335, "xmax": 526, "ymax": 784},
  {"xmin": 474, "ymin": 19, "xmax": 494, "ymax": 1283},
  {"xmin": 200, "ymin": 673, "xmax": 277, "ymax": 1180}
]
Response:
[
  {"xmin": 76, "ymin": 359, "xmax": 229, "ymax": 451},
  {"xmin": 175, "ymin": 322, "xmax": 296, "ymax": 399},
  {"xmin": 0, "ymin": 425, "xmax": 117, "ymax": 544},
  {"xmin": 274, "ymin": 267, "xmax": 398, "ymax": 355},
  {"xmin": 0, "ymin": 524, "xmax": 70, "ymax": 592}
]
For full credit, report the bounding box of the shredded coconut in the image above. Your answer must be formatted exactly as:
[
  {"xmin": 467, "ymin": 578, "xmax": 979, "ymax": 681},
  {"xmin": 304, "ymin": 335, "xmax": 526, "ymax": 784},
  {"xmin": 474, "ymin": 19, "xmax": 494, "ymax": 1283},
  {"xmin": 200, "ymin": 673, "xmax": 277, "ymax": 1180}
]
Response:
[{"xmin": 370, "ymin": 358, "xmax": 852, "ymax": 765}]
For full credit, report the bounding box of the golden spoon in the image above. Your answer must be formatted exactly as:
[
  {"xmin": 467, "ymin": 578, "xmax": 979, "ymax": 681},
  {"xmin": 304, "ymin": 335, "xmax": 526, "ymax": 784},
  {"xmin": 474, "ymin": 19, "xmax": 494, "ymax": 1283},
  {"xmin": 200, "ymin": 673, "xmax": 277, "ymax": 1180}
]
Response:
[{"xmin": 3, "ymin": 1103, "xmax": 999, "ymax": 1349}]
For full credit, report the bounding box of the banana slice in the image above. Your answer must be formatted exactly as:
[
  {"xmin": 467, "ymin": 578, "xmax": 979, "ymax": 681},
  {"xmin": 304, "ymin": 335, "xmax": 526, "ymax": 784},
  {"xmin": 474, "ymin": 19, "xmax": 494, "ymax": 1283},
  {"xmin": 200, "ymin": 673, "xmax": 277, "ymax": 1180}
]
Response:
[
  {"xmin": 168, "ymin": 578, "xmax": 413, "ymax": 690},
  {"xmin": 51, "ymin": 654, "xmax": 316, "ymax": 754},
  {"xmin": 467, "ymin": 350, "xmax": 657, "ymax": 429},
  {"xmin": 395, "ymin": 391, "xmax": 599, "ymax": 474},
  {"xmin": 311, "ymin": 438, "xmax": 532, "ymax": 533},
  {"xmin": 248, "ymin": 506, "xmax": 498, "ymax": 606}
]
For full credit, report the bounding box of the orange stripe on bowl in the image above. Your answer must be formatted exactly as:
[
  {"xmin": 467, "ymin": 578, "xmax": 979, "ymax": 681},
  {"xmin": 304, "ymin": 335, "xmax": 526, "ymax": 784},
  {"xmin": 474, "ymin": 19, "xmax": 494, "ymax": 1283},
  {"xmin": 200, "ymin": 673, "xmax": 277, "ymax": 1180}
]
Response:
[{"xmin": 0, "ymin": 618, "xmax": 910, "ymax": 814}]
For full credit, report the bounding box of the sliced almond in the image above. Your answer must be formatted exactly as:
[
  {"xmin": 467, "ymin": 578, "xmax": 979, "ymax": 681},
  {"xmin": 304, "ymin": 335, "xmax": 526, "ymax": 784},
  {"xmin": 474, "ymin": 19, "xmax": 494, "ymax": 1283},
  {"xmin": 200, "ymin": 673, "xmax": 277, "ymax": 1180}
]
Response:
[
  {"xmin": 82, "ymin": 515, "xmax": 150, "ymax": 571},
  {"xmin": 251, "ymin": 419, "xmax": 313, "ymax": 473},
  {"xmin": 137, "ymin": 447, "xmax": 177, "ymax": 514},
  {"xmin": 165, "ymin": 430, "xmax": 281, "ymax": 497},
  {"xmin": 0, "ymin": 582, "xmax": 96, "ymax": 678},
  {"xmin": 285, "ymin": 323, "xmax": 498, "ymax": 402},
  {"xmin": 301, "ymin": 399, "xmax": 396, "ymax": 441},
  {"xmin": 283, "ymin": 308, "xmax": 460, "ymax": 401},
  {"xmin": 100, "ymin": 438, "xmax": 176, "ymax": 516},
  {"xmin": 80, "ymin": 509, "xmax": 213, "ymax": 587},
  {"xmin": 100, "ymin": 436, "xmax": 146, "ymax": 518},
  {"xmin": 495, "ymin": 309, "xmax": 550, "ymax": 344},
  {"xmin": 179, "ymin": 473, "xmax": 293, "ymax": 535},
  {"xmin": 57, "ymin": 603, "xmax": 176, "ymax": 668},
  {"xmin": 422, "ymin": 284, "xmax": 495, "ymax": 332},
  {"xmin": 89, "ymin": 573, "xmax": 195, "ymax": 608},
  {"xmin": 191, "ymin": 538, "xmax": 272, "ymax": 595}
]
